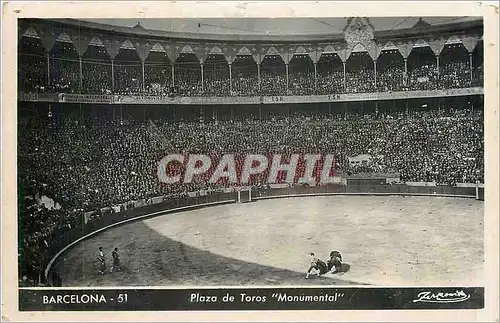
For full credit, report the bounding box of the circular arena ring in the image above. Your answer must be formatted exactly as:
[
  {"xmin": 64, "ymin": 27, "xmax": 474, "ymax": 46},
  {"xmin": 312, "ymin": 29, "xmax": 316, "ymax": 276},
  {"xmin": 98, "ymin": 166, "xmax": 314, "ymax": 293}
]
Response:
[{"xmin": 50, "ymin": 190, "xmax": 484, "ymax": 287}]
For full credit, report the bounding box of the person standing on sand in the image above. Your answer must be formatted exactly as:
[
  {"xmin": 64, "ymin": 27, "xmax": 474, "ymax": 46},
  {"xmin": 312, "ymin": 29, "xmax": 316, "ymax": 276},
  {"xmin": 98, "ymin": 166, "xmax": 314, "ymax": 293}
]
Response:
[
  {"xmin": 97, "ymin": 246, "xmax": 106, "ymax": 275},
  {"xmin": 110, "ymin": 247, "xmax": 122, "ymax": 273}
]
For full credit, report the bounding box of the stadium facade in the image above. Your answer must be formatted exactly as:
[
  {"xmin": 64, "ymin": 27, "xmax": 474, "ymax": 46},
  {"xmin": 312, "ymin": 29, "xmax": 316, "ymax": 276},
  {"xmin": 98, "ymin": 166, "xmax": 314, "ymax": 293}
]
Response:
[{"xmin": 18, "ymin": 17, "xmax": 483, "ymax": 103}]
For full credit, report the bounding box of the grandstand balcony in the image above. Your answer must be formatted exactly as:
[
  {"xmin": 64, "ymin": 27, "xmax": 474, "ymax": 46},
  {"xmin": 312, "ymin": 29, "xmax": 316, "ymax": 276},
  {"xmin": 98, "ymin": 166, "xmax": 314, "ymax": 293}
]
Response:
[{"xmin": 18, "ymin": 18, "xmax": 483, "ymax": 104}]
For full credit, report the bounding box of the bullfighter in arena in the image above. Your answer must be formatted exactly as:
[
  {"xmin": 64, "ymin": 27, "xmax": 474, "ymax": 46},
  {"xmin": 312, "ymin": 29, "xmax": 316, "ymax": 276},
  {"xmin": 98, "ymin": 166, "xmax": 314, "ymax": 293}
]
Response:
[
  {"xmin": 97, "ymin": 246, "xmax": 106, "ymax": 275},
  {"xmin": 305, "ymin": 252, "xmax": 328, "ymax": 279},
  {"xmin": 110, "ymin": 247, "xmax": 122, "ymax": 273}
]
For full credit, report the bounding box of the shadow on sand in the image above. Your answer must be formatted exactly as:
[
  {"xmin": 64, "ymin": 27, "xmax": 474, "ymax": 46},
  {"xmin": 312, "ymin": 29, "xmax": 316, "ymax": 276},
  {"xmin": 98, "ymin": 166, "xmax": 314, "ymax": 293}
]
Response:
[{"xmin": 52, "ymin": 221, "xmax": 366, "ymax": 287}]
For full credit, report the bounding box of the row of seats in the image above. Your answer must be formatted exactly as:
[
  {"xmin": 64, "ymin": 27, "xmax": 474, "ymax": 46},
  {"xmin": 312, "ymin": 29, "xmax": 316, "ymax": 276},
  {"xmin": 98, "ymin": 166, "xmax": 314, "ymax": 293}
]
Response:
[{"xmin": 19, "ymin": 54, "xmax": 484, "ymax": 96}]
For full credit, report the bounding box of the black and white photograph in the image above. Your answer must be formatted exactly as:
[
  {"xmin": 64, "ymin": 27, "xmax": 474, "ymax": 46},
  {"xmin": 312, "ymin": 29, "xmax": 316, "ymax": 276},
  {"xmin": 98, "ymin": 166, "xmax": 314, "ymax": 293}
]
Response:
[{"xmin": 1, "ymin": 1, "xmax": 499, "ymax": 321}]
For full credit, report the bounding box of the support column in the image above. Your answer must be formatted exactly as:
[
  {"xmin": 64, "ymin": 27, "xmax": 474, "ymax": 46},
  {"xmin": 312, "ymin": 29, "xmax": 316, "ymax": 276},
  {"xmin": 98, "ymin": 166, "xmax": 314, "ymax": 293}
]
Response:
[
  {"xmin": 373, "ymin": 59, "xmax": 377, "ymax": 88},
  {"xmin": 257, "ymin": 63, "xmax": 261, "ymax": 92},
  {"xmin": 436, "ymin": 55, "xmax": 440, "ymax": 78},
  {"xmin": 171, "ymin": 63, "xmax": 175, "ymax": 88},
  {"xmin": 46, "ymin": 53, "xmax": 51, "ymax": 86},
  {"xmin": 141, "ymin": 61, "xmax": 145, "ymax": 92},
  {"xmin": 404, "ymin": 58, "xmax": 408, "ymax": 86},
  {"xmin": 79, "ymin": 56, "xmax": 83, "ymax": 91},
  {"xmin": 469, "ymin": 53, "xmax": 473, "ymax": 84},
  {"xmin": 229, "ymin": 63, "xmax": 232, "ymax": 94},
  {"xmin": 200, "ymin": 63, "xmax": 204, "ymax": 92},
  {"xmin": 343, "ymin": 62, "xmax": 347, "ymax": 92},
  {"xmin": 111, "ymin": 59, "xmax": 115, "ymax": 92},
  {"xmin": 314, "ymin": 63, "xmax": 317, "ymax": 92},
  {"xmin": 285, "ymin": 63, "xmax": 289, "ymax": 94}
]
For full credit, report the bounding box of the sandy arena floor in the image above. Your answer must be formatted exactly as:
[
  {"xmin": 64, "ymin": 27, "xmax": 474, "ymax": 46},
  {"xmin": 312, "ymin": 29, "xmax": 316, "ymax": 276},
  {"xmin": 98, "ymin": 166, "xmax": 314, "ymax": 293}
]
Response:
[{"xmin": 53, "ymin": 195, "xmax": 484, "ymax": 287}]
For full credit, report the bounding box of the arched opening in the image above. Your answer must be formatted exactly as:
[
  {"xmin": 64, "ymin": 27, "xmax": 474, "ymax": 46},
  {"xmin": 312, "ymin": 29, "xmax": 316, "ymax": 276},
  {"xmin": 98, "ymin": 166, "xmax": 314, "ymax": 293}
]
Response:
[
  {"xmin": 407, "ymin": 46, "xmax": 438, "ymax": 91},
  {"xmin": 316, "ymin": 53, "xmax": 343, "ymax": 95},
  {"xmin": 472, "ymin": 40, "xmax": 483, "ymax": 86},
  {"xmin": 50, "ymin": 40, "xmax": 79, "ymax": 93},
  {"xmin": 114, "ymin": 47, "xmax": 142, "ymax": 94},
  {"xmin": 345, "ymin": 51, "xmax": 375, "ymax": 93},
  {"xmin": 260, "ymin": 55, "xmax": 285, "ymax": 96},
  {"xmin": 82, "ymin": 44, "xmax": 112, "ymax": 94},
  {"xmin": 18, "ymin": 36, "xmax": 47, "ymax": 92},
  {"xmin": 145, "ymin": 51, "xmax": 172, "ymax": 95},
  {"xmin": 288, "ymin": 54, "xmax": 314, "ymax": 96},
  {"xmin": 203, "ymin": 54, "xmax": 229, "ymax": 97},
  {"xmin": 232, "ymin": 55, "xmax": 258, "ymax": 96},
  {"xmin": 377, "ymin": 49, "xmax": 404, "ymax": 92},
  {"xmin": 440, "ymin": 43, "xmax": 470, "ymax": 88},
  {"xmin": 175, "ymin": 53, "xmax": 201, "ymax": 96}
]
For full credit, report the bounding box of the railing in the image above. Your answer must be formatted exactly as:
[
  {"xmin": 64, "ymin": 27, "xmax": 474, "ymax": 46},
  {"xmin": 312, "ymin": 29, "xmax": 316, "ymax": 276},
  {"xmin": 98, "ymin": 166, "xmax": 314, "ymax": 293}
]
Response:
[
  {"xmin": 19, "ymin": 87, "xmax": 484, "ymax": 105},
  {"xmin": 252, "ymin": 183, "xmax": 481, "ymax": 200},
  {"xmin": 42, "ymin": 183, "xmax": 484, "ymax": 285}
]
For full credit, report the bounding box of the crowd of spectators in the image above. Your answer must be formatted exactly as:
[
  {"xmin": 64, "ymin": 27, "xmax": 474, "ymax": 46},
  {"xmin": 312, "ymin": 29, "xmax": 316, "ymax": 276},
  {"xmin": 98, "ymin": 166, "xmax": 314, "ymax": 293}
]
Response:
[
  {"xmin": 231, "ymin": 71, "xmax": 259, "ymax": 96},
  {"xmin": 49, "ymin": 57, "xmax": 81, "ymax": 93},
  {"xmin": 18, "ymin": 197, "xmax": 82, "ymax": 286},
  {"xmin": 260, "ymin": 71, "xmax": 287, "ymax": 96},
  {"xmin": 18, "ymin": 40, "xmax": 485, "ymax": 284},
  {"xmin": 18, "ymin": 108, "xmax": 484, "ymax": 208},
  {"xmin": 18, "ymin": 105, "xmax": 484, "ymax": 284},
  {"xmin": 407, "ymin": 63, "xmax": 440, "ymax": 91},
  {"xmin": 440, "ymin": 61, "xmax": 472, "ymax": 89},
  {"xmin": 203, "ymin": 67, "xmax": 230, "ymax": 97},
  {"xmin": 472, "ymin": 64, "xmax": 484, "ymax": 87},
  {"xmin": 316, "ymin": 69, "xmax": 345, "ymax": 95},
  {"xmin": 346, "ymin": 69, "xmax": 376, "ymax": 93},
  {"xmin": 82, "ymin": 62, "xmax": 112, "ymax": 94},
  {"xmin": 174, "ymin": 67, "xmax": 203, "ymax": 96},
  {"xmin": 114, "ymin": 64, "xmax": 143, "ymax": 95},
  {"xmin": 376, "ymin": 62, "xmax": 405, "ymax": 92},
  {"xmin": 19, "ymin": 52, "xmax": 484, "ymax": 96},
  {"xmin": 288, "ymin": 71, "xmax": 315, "ymax": 95},
  {"xmin": 19, "ymin": 108, "xmax": 484, "ymax": 205},
  {"xmin": 18, "ymin": 54, "xmax": 48, "ymax": 92}
]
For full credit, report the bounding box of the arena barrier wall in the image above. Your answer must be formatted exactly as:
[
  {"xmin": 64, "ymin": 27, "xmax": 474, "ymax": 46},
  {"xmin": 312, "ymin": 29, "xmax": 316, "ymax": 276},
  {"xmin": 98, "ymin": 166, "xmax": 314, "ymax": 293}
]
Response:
[
  {"xmin": 251, "ymin": 183, "xmax": 479, "ymax": 200},
  {"xmin": 42, "ymin": 184, "xmax": 482, "ymax": 285},
  {"xmin": 42, "ymin": 192, "xmax": 236, "ymax": 285}
]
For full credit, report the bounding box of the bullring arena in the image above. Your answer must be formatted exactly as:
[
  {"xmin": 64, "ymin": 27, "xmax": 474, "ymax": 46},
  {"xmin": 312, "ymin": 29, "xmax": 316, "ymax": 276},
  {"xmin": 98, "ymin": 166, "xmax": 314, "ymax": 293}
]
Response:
[
  {"xmin": 17, "ymin": 17, "xmax": 486, "ymax": 290},
  {"xmin": 52, "ymin": 194, "xmax": 484, "ymax": 287}
]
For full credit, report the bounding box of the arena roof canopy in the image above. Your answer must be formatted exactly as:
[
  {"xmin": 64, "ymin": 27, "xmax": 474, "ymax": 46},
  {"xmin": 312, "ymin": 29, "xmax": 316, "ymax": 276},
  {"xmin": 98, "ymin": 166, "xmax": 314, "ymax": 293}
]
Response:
[{"xmin": 19, "ymin": 17, "xmax": 483, "ymax": 64}]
